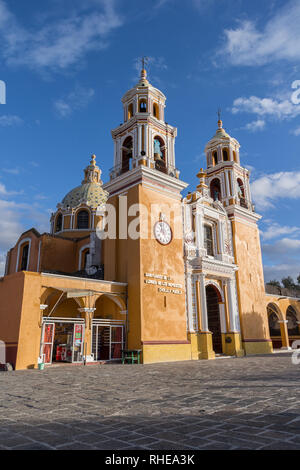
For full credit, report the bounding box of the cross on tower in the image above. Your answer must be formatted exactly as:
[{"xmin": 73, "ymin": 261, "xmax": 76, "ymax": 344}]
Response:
[
  {"xmin": 141, "ymin": 56, "xmax": 149, "ymax": 70},
  {"xmin": 217, "ymin": 108, "xmax": 222, "ymax": 121}
]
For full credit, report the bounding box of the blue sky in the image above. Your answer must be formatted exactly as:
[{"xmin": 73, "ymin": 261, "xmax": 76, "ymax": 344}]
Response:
[{"xmin": 0, "ymin": 0, "xmax": 300, "ymax": 282}]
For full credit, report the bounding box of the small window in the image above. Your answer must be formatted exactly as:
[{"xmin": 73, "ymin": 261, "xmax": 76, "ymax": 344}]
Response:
[
  {"xmin": 212, "ymin": 151, "xmax": 218, "ymax": 166},
  {"xmin": 204, "ymin": 225, "xmax": 214, "ymax": 256},
  {"xmin": 153, "ymin": 103, "xmax": 159, "ymax": 119},
  {"xmin": 77, "ymin": 210, "xmax": 89, "ymax": 229},
  {"xmin": 139, "ymin": 99, "xmax": 147, "ymax": 113},
  {"xmin": 128, "ymin": 103, "xmax": 133, "ymax": 120},
  {"xmin": 223, "ymin": 149, "xmax": 229, "ymax": 161},
  {"xmin": 20, "ymin": 244, "xmax": 29, "ymax": 271},
  {"xmin": 55, "ymin": 213, "xmax": 62, "ymax": 232}
]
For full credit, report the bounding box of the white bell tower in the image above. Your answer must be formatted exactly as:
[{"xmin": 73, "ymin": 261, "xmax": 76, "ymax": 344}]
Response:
[{"xmin": 109, "ymin": 67, "xmax": 180, "ymax": 180}]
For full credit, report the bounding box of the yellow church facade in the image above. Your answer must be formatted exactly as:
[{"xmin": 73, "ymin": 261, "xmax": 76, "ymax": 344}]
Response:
[{"xmin": 1, "ymin": 68, "xmax": 299, "ymax": 370}]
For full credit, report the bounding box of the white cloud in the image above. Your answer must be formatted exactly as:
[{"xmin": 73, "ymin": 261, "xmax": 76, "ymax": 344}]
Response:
[
  {"xmin": 54, "ymin": 86, "xmax": 95, "ymax": 117},
  {"xmin": 223, "ymin": 1, "xmax": 300, "ymax": 66},
  {"xmin": 251, "ymin": 171, "xmax": 300, "ymax": 209},
  {"xmin": 261, "ymin": 223, "xmax": 300, "ymax": 241},
  {"xmin": 232, "ymin": 96, "xmax": 300, "ymax": 120},
  {"xmin": 243, "ymin": 119, "xmax": 265, "ymax": 132},
  {"xmin": 2, "ymin": 167, "xmax": 20, "ymax": 175},
  {"xmin": 291, "ymin": 126, "xmax": 300, "ymax": 136},
  {"xmin": 0, "ymin": 115, "xmax": 22, "ymax": 126},
  {"xmin": 0, "ymin": 0, "xmax": 123, "ymax": 71},
  {"xmin": 0, "ymin": 183, "xmax": 22, "ymax": 197},
  {"xmin": 264, "ymin": 263, "xmax": 300, "ymax": 283},
  {"xmin": 262, "ymin": 237, "xmax": 300, "ymax": 282}
]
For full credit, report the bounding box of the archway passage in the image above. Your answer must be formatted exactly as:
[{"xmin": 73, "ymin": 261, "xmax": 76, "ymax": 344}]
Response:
[
  {"xmin": 286, "ymin": 306, "xmax": 300, "ymax": 346},
  {"xmin": 206, "ymin": 285, "xmax": 222, "ymax": 353},
  {"xmin": 267, "ymin": 304, "xmax": 282, "ymax": 349}
]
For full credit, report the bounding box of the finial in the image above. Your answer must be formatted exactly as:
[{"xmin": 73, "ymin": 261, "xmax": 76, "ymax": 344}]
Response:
[
  {"xmin": 197, "ymin": 168, "xmax": 207, "ymax": 179},
  {"xmin": 140, "ymin": 56, "xmax": 149, "ymax": 80},
  {"xmin": 217, "ymin": 108, "xmax": 223, "ymax": 129},
  {"xmin": 90, "ymin": 154, "xmax": 96, "ymax": 166}
]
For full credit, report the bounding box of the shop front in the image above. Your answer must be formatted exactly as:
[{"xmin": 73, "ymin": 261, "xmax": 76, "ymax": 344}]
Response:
[
  {"xmin": 40, "ymin": 318, "xmax": 85, "ymax": 365},
  {"xmin": 92, "ymin": 319, "xmax": 125, "ymax": 361},
  {"xmin": 40, "ymin": 317, "xmax": 126, "ymax": 365}
]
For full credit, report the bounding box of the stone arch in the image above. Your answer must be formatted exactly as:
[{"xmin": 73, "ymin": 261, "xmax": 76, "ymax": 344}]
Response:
[
  {"xmin": 94, "ymin": 293, "xmax": 126, "ymax": 320},
  {"xmin": 205, "ymin": 281, "xmax": 224, "ymax": 303},
  {"xmin": 286, "ymin": 305, "xmax": 299, "ymax": 336},
  {"xmin": 267, "ymin": 302, "xmax": 283, "ymax": 348},
  {"xmin": 41, "ymin": 288, "xmax": 85, "ymax": 315},
  {"xmin": 210, "ymin": 177, "xmax": 222, "ymax": 201}
]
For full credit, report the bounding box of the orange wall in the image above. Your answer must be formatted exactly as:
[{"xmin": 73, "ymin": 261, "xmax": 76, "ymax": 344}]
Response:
[{"xmin": 0, "ymin": 272, "xmax": 25, "ymax": 365}]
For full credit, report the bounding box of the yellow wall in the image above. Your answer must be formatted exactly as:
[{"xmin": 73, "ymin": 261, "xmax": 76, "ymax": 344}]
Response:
[{"xmin": 231, "ymin": 219, "xmax": 272, "ymax": 353}]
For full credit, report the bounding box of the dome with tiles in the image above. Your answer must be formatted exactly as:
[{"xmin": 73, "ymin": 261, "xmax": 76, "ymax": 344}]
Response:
[{"xmin": 60, "ymin": 155, "xmax": 108, "ymax": 210}]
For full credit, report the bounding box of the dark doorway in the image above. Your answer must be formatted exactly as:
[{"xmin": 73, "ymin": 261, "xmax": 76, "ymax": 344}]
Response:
[{"xmin": 206, "ymin": 285, "xmax": 222, "ymax": 353}]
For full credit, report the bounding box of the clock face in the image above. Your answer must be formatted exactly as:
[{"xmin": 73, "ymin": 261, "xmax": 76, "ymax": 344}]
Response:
[{"xmin": 154, "ymin": 221, "xmax": 172, "ymax": 245}]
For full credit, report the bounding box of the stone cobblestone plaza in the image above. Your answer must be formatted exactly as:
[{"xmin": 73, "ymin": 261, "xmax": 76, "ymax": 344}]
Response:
[{"xmin": 0, "ymin": 353, "xmax": 299, "ymax": 450}]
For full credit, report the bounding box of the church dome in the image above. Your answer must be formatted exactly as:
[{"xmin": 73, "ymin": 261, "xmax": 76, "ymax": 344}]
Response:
[
  {"xmin": 61, "ymin": 182, "xmax": 107, "ymax": 210},
  {"xmin": 59, "ymin": 155, "xmax": 108, "ymax": 210}
]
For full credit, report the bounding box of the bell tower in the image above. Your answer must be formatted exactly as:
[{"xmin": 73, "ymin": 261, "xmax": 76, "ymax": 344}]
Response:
[
  {"xmin": 110, "ymin": 68, "xmax": 179, "ymax": 180},
  {"xmin": 204, "ymin": 118, "xmax": 272, "ymax": 355},
  {"xmin": 103, "ymin": 67, "xmax": 189, "ymax": 364}
]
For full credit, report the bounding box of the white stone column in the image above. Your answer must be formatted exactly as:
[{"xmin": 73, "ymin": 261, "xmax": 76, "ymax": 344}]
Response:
[
  {"xmin": 186, "ymin": 274, "xmax": 195, "ymax": 333},
  {"xmin": 225, "ymin": 171, "xmax": 230, "ymax": 197},
  {"xmin": 227, "ymin": 278, "xmax": 240, "ymax": 332},
  {"xmin": 219, "ymin": 303, "xmax": 227, "ymax": 333},
  {"xmin": 217, "ymin": 220, "xmax": 224, "ymax": 255},
  {"xmin": 195, "ymin": 210, "xmax": 203, "ymax": 251},
  {"xmin": 199, "ymin": 274, "xmax": 209, "ymax": 332},
  {"xmin": 138, "ymin": 125, "xmax": 142, "ymax": 156},
  {"xmin": 144, "ymin": 124, "xmax": 148, "ymax": 156}
]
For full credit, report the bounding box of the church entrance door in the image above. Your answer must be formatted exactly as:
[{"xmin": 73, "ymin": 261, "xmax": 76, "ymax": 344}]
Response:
[{"xmin": 206, "ymin": 285, "xmax": 223, "ymax": 353}]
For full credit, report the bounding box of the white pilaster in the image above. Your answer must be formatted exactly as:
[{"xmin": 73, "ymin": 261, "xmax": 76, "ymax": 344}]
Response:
[{"xmin": 199, "ymin": 274, "xmax": 209, "ymax": 332}]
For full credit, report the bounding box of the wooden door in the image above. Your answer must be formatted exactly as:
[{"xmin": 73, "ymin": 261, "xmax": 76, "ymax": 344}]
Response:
[{"xmin": 206, "ymin": 286, "xmax": 222, "ymax": 353}]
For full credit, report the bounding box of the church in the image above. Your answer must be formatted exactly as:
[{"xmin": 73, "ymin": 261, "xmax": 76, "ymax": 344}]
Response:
[{"xmin": 1, "ymin": 67, "xmax": 299, "ymax": 370}]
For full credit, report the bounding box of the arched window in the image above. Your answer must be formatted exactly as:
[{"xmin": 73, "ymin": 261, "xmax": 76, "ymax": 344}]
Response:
[
  {"xmin": 237, "ymin": 178, "xmax": 245, "ymax": 198},
  {"xmin": 153, "ymin": 102, "xmax": 159, "ymax": 119},
  {"xmin": 210, "ymin": 178, "xmax": 221, "ymax": 201},
  {"xmin": 20, "ymin": 243, "xmax": 29, "ymax": 271},
  {"xmin": 121, "ymin": 136, "xmax": 133, "ymax": 174},
  {"xmin": 139, "ymin": 99, "xmax": 147, "ymax": 113},
  {"xmin": 223, "ymin": 149, "xmax": 229, "ymax": 161},
  {"xmin": 77, "ymin": 210, "xmax": 89, "ymax": 229},
  {"xmin": 204, "ymin": 225, "xmax": 214, "ymax": 256},
  {"xmin": 153, "ymin": 136, "xmax": 167, "ymax": 174},
  {"xmin": 212, "ymin": 151, "xmax": 218, "ymax": 166},
  {"xmin": 128, "ymin": 103, "xmax": 133, "ymax": 120},
  {"xmin": 55, "ymin": 213, "xmax": 62, "ymax": 233},
  {"xmin": 287, "ymin": 306, "xmax": 299, "ymax": 336}
]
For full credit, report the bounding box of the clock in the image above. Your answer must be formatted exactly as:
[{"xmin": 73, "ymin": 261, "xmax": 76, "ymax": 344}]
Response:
[{"xmin": 154, "ymin": 221, "xmax": 172, "ymax": 245}]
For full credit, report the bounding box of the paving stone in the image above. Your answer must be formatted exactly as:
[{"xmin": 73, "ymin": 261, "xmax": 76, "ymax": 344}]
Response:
[{"xmin": 0, "ymin": 355, "xmax": 300, "ymax": 450}]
